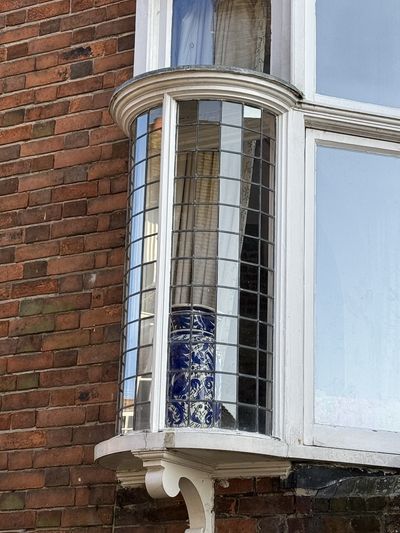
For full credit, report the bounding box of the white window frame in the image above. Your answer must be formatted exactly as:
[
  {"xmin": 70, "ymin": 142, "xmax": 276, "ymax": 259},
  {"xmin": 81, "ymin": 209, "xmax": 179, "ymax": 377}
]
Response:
[
  {"xmin": 134, "ymin": 0, "xmax": 291, "ymax": 80},
  {"xmin": 303, "ymin": 128, "xmax": 400, "ymax": 456},
  {"xmin": 295, "ymin": 0, "xmax": 400, "ymax": 119}
]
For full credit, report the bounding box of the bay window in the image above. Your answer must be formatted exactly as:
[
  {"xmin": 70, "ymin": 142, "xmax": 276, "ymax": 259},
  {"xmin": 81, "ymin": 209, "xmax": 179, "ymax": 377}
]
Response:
[{"xmin": 95, "ymin": 1, "xmax": 400, "ymax": 531}]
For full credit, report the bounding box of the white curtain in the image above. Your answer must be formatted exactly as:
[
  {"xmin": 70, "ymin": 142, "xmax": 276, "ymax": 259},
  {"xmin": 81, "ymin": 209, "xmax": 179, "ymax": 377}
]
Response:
[
  {"xmin": 172, "ymin": 0, "xmax": 269, "ymax": 72},
  {"xmin": 172, "ymin": 0, "xmax": 214, "ymax": 66}
]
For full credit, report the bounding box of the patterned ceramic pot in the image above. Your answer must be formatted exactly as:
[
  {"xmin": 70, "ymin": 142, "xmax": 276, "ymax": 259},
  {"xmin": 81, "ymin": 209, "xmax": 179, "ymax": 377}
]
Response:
[{"xmin": 167, "ymin": 305, "xmax": 220, "ymax": 428}]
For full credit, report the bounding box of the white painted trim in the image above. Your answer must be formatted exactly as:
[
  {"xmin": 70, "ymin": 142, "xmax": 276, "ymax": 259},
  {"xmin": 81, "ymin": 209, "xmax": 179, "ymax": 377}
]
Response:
[
  {"xmin": 110, "ymin": 68, "xmax": 301, "ymax": 136},
  {"xmin": 150, "ymin": 94, "xmax": 177, "ymax": 432}
]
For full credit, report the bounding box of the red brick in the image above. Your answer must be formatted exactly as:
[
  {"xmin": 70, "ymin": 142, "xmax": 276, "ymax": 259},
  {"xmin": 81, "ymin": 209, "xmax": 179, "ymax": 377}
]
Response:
[
  {"xmin": 94, "ymin": 50, "xmax": 133, "ymax": 74},
  {"xmin": 70, "ymin": 465, "xmax": 116, "ymax": 486},
  {"xmin": 7, "ymin": 352, "xmax": 52, "ymax": 373},
  {"xmin": 0, "ymin": 301, "xmax": 17, "ymax": 319},
  {"xmin": 26, "ymin": 65, "xmax": 69, "ymax": 89},
  {"xmin": 33, "ymin": 446, "xmax": 84, "ymax": 467},
  {"xmin": 42, "ymin": 329, "xmax": 90, "ymax": 350},
  {"xmin": 55, "ymin": 110, "xmax": 103, "ymax": 134},
  {"xmin": 0, "ymin": 263, "xmax": 23, "ymax": 282},
  {"xmin": 11, "ymin": 410, "xmax": 36, "ymax": 429},
  {"xmin": 26, "ymin": 488, "xmax": 75, "ymax": 509},
  {"xmin": 78, "ymin": 342, "xmax": 120, "ymax": 365},
  {"xmin": 52, "ymin": 217, "xmax": 98, "ymax": 238},
  {"xmin": 8, "ymin": 450, "xmax": 33, "ymax": 470},
  {"xmin": 2, "ymin": 390, "xmax": 49, "ymax": 411},
  {"xmin": 27, "ymin": 0, "xmax": 70, "ymax": 22},
  {"xmin": 11, "ymin": 278, "xmax": 58, "ymax": 298},
  {"xmin": 0, "ymin": 57, "xmax": 35, "ymax": 77},
  {"xmin": 216, "ymin": 519, "xmax": 258, "ymax": 533},
  {"xmin": 53, "ymin": 181, "xmax": 98, "ymax": 202},
  {"xmin": 29, "ymin": 31, "xmax": 71, "ymax": 54},
  {"xmin": 0, "ymin": 470, "xmax": 44, "ymax": 490},
  {"xmin": 54, "ymin": 145, "xmax": 102, "ymax": 168},
  {"xmin": 0, "ymin": 124, "xmax": 31, "ymax": 146},
  {"xmin": 6, "ymin": 10, "xmax": 27, "ymax": 26},
  {"xmin": 80, "ymin": 304, "xmax": 121, "ymax": 327},
  {"xmin": 47, "ymin": 254, "xmax": 95, "ymax": 274},
  {"xmin": 18, "ymin": 170, "xmax": 64, "ymax": 191},
  {"xmin": 0, "ymin": 430, "xmax": 46, "ymax": 451},
  {"xmin": 25, "ymin": 100, "xmax": 69, "ymax": 121},
  {"xmin": 0, "ymin": 511, "xmax": 35, "ymax": 529},
  {"xmin": 37, "ymin": 407, "xmax": 86, "ymax": 428},
  {"xmin": 6, "ymin": 42, "xmax": 28, "ymax": 60},
  {"xmin": 95, "ymin": 15, "xmax": 134, "ymax": 38},
  {"xmin": 72, "ymin": 423, "xmax": 115, "ymax": 445},
  {"xmin": 9, "ymin": 315, "xmax": 54, "ymax": 336},
  {"xmin": 57, "ymin": 76, "xmax": 103, "ymax": 97},
  {"xmin": 21, "ymin": 136, "xmax": 64, "ymax": 157},
  {"xmin": 60, "ymin": 7, "xmax": 107, "ymax": 31}
]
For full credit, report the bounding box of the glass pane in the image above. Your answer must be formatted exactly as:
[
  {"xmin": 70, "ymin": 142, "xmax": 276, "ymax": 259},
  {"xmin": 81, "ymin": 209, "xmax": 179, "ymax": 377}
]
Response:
[
  {"xmin": 222, "ymin": 102, "xmax": 242, "ymax": 127},
  {"xmin": 221, "ymin": 126, "xmax": 241, "ymax": 153},
  {"xmin": 220, "ymin": 152, "xmax": 241, "ymax": 179},
  {"xmin": 123, "ymin": 349, "xmax": 137, "ymax": 380},
  {"xmin": 215, "ymin": 373, "xmax": 236, "ymax": 402},
  {"xmin": 220, "ymin": 178, "xmax": 240, "ymax": 206},
  {"xmin": 199, "ymin": 101, "xmax": 221, "ymax": 122},
  {"xmin": 217, "ymin": 287, "xmax": 238, "ymax": 316},
  {"xmin": 198, "ymin": 124, "xmax": 220, "ymax": 150},
  {"xmin": 316, "ymin": 0, "xmax": 400, "ymax": 107},
  {"xmin": 216, "ymin": 344, "xmax": 237, "ymax": 373},
  {"xmin": 178, "ymin": 125, "xmax": 197, "ymax": 152},
  {"xmin": 218, "ymin": 232, "xmax": 239, "ymax": 260},
  {"xmin": 315, "ymin": 145, "xmax": 400, "ymax": 432},
  {"xmin": 218, "ymin": 259, "xmax": 238, "ymax": 288},
  {"xmin": 172, "ymin": 0, "xmax": 270, "ymax": 73},
  {"xmin": 217, "ymin": 316, "xmax": 238, "ymax": 344},
  {"xmin": 133, "ymin": 161, "xmax": 146, "ymax": 189},
  {"xmin": 219, "ymin": 206, "xmax": 240, "ymax": 233}
]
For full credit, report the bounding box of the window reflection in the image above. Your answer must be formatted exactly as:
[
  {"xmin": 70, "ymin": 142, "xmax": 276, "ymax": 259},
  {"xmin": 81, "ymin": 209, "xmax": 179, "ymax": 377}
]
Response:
[{"xmin": 168, "ymin": 100, "xmax": 275, "ymax": 434}]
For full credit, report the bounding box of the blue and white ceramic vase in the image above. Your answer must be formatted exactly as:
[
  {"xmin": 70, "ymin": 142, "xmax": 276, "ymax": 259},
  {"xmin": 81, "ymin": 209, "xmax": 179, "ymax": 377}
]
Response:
[{"xmin": 167, "ymin": 304, "xmax": 220, "ymax": 428}]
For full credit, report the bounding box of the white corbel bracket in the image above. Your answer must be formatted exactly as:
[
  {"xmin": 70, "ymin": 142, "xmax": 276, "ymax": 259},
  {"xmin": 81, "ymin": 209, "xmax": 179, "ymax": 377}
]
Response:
[{"xmin": 133, "ymin": 451, "xmax": 214, "ymax": 533}]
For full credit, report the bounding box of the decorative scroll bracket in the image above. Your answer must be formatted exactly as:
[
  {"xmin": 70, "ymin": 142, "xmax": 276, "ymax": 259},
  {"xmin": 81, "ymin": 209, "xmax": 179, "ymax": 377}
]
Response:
[{"xmin": 134, "ymin": 451, "xmax": 214, "ymax": 533}]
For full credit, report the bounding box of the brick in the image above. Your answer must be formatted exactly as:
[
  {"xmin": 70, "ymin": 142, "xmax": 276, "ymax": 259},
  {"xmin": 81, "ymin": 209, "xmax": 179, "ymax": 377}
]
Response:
[
  {"xmin": 47, "ymin": 254, "xmax": 95, "ymax": 274},
  {"xmin": 73, "ymin": 423, "xmax": 115, "ymax": 445},
  {"xmin": 11, "ymin": 410, "xmax": 36, "ymax": 428},
  {"xmin": 0, "ymin": 124, "xmax": 31, "ymax": 146},
  {"xmin": 37, "ymin": 510, "xmax": 62, "ymax": 528},
  {"xmin": 25, "ymin": 100, "xmax": 69, "ymax": 121},
  {"xmin": 3, "ymin": 73, "xmax": 26, "ymax": 93},
  {"xmin": 61, "ymin": 7, "xmax": 107, "ymax": 31},
  {"xmin": 60, "ymin": 237, "xmax": 85, "ymax": 255},
  {"xmin": 0, "ymin": 247, "xmax": 15, "ymax": 264},
  {"xmin": 63, "ymin": 200, "xmax": 87, "ymax": 218},
  {"xmin": 39, "ymin": 18, "xmax": 61, "ymax": 35},
  {"xmin": 61, "ymin": 507, "xmax": 105, "ymax": 527},
  {"xmin": 16, "ymin": 335, "xmax": 43, "ymax": 354},
  {"xmin": 2, "ymin": 108, "xmax": 25, "ymax": 126},
  {"xmin": 34, "ymin": 446, "xmax": 84, "ymax": 467},
  {"xmin": 0, "ymin": 177, "xmax": 18, "ymax": 196},
  {"xmin": 5, "ymin": 10, "xmax": 27, "ymax": 26},
  {"xmin": 0, "ymin": 493, "xmax": 25, "ymax": 510},
  {"xmin": 2, "ymin": 390, "xmax": 49, "ymax": 411},
  {"xmin": 27, "ymin": 0, "xmax": 70, "ymax": 22},
  {"xmin": 30, "ymin": 188, "xmax": 54, "ymax": 206},
  {"xmin": 65, "ymin": 131, "xmax": 89, "ymax": 149},
  {"xmin": 59, "ymin": 274, "xmax": 83, "ymax": 293},
  {"xmin": 0, "ymin": 144, "xmax": 20, "ymax": 162},
  {"xmin": 8, "ymin": 352, "xmax": 52, "ymax": 373},
  {"xmin": 72, "ymin": 0, "xmax": 94, "ymax": 11},
  {"xmin": 95, "ymin": 16, "xmax": 134, "ymax": 38},
  {"xmin": 88, "ymin": 192, "xmax": 126, "ymax": 214},
  {"xmin": 72, "ymin": 26, "xmax": 95, "ymax": 44},
  {"xmin": 238, "ymin": 495, "xmax": 295, "ymax": 516},
  {"xmin": 80, "ymin": 304, "xmax": 121, "ymax": 327},
  {"xmin": 55, "ymin": 110, "xmax": 102, "ymax": 134},
  {"xmin": 71, "ymin": 465, "xmax": 116, "ymax": 486},
  {"xmin": 16, "ymin": 241, "xmax": 59, "ymax": 262},
  {"xmin": 71, "ymin": 60, "xmax": 93, "ymax": 79},
  {"xmin": 11, "ymin": 278, "xmax": 58, "ymax": 298},
  {"xmin": 26, "ymin": 65, "xmax": 69, "ymax": 88},
  {"xmin": 25, "ymin": 224, "xmax": 51, "ymax": 243},
  {"xmin": 42, "ymin": 329, "xmax": 90, "ymax": 350},
  {"xmin": 18, "ymin": 205, "xmax": 62, "ymax": 225},
  {"xmin": 0, "ymin": 511, "xmax": 35, "ymax": 529},
  {"xmin": 16, "ymin": 373, "xmax": 39, "ymax": 390},
  {"xmin": 26, "ymin": 487, "xmax": 75, "ymax": 509},
  {"xmin": 8, "ymin": 450, "xmax": 33, "ymax": 471},
  {"xmin": 0, "ymin": 191, "xmax": 28, "ymax": 212},
  {"xmin": 94, "ymin": 50, "xmax": 133, "ymax": 74},
  {"xmin": 0, "ymin": 375, "xmax": 16, "ymax": 392},
  {"xmin": 53, "ymin": 349, "xmax": 78, "ymax": 367},
  {"xmin": 31, "ymin": 154, "xmax": 54, "ymax": 172},
  {"xmin": 7, "ymin": 42, "xmax": 28, "ymax": 60},
  {"xmin": 84, "ymin": 229, "xmax": 125, "ymax": 250},
  {"xmin": 0, "ymin": 57, "xmax": 35, "ymax": 77},
  {"xmin": 57, "ymin": 75, "xmax": 103, "ymax": 97},
  {"xmin": 64, "ymin": 165, "xmax": 88, "ymax": 183},
  {"xmin": 18, "ymin": 170, "xmax": 64, "ymax": 192},
  {"xmin": 78, "ymin": 342, "xmax": 120, "ymax": 365},
  {"xmin": 20, "ymin": 293, "xmax": 91, "ymax": 316},
  {"xmin": 0, "ymin": 471, "xmax": 44, "ymax": 490},
  {"xmin": 52, "ymin": 181, "xmax": 98, "ymax": 202},
  {"xmin": 45, "ymin": 466, "xmax": 70, "ymax": 486},
  {"xmin": 23, "ymin": 260, "xmax": 48, "ymax": 279},
  {"xmin": 52, "ymin": 217, "xmax": 98, "ymax": 238},
  {"xmin": 90, "ymin": 125, "xmax": 125, "ymax": 145},
  {"xmin": 0, "ymin": 263, "xmax": 23, "ymax": 282},
  {"xmin": 32, "ymin": 120, "xmax": 56, "ymax": 138},
  {"xmin": 0, "ymin": 227, "xmax": 23, "ymax": 245}
]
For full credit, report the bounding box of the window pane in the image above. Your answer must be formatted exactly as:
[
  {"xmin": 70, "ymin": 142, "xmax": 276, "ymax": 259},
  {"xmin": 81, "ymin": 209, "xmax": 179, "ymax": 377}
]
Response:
[
  {"xmin": 172, "ymin": 0, "xmax": 270, "ymax": 73},
  {"xmin": 315, "ymin": 145, "xmax": 400, "ymax": 432},
  {"xmin": 317, "ymin": 0, "xmax": 400, "ymax": 107}
]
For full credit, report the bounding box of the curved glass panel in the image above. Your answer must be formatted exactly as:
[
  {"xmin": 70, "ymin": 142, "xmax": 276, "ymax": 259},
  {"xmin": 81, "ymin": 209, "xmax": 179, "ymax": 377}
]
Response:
[
  {"xmin": 119, "ymin": 106, "xmax": 162, "ymax": 433},
  {"xmin": 167, "ymin": 100, "xmax": 276, "ymax": 434},
  {"xmin": 172, "ymin": 0, "xmax": 271, "ymax": 73}
]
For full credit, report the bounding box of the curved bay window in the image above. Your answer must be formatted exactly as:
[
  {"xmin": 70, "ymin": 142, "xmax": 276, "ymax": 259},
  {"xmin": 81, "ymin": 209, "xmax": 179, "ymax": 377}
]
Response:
[
  {"xmin": 120, "ymin": 107, "xmax": 162, "ymax": 433},
  {"xmin": 167, "ymin": 100, "xmax": 276, "ymax": 434}
]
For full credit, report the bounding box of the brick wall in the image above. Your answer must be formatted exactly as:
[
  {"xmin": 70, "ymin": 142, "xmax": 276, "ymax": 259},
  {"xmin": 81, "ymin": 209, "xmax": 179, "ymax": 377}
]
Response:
[{"xmin": 0, "ymin": 0, "xmax": 133, "ymax": 530}]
